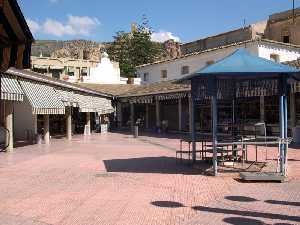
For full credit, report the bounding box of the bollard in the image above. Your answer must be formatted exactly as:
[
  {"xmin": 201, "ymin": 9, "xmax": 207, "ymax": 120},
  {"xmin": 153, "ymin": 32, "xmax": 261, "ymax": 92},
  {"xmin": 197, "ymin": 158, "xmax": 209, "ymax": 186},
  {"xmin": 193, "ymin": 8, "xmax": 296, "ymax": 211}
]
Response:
[{"xmin": 134, "ymin": 125, "xmax": 139, "ymax": 138}]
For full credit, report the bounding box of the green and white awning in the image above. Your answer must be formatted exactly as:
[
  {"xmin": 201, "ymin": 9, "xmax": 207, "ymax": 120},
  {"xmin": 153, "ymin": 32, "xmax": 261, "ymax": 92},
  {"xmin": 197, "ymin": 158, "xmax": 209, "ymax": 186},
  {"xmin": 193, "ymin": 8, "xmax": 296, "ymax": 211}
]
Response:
[
  {"xmin": 92, "ymin": 97, "xmax": 115, "ymax": 115},
  {"xmin": 72, "ymin": 92, "xmax": 114, "ymax": 114},
  {"xmin": 55, "ymin": 88, "xmax": 79, "ymax": 107},
  {"xmin": 1, "ymin": 74, "xmax": 24, "ymax": 101},
  {"xmin": 19, "ymin": 79, "xmax": 65, "ymax": 114}
]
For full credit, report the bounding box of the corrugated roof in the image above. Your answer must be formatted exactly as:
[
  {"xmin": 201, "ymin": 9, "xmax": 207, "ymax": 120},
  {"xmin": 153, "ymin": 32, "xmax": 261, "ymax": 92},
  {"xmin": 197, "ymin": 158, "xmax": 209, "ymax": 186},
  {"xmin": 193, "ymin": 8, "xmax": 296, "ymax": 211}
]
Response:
[
  {"xmin": 119, "ymin": 80, "xmax": 191, "ymax": 98},
  {"xmin": 78, "ymin": 83, "xmax": 139, "ymax": 96}
]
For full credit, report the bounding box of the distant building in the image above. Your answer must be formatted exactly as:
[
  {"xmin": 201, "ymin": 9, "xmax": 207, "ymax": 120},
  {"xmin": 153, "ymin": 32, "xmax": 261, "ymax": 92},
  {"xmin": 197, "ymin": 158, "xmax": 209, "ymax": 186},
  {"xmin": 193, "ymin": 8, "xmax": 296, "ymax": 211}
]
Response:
[
  {"xmin": 264, "ymin": 7, "xmax": 300, "ymax": 45},
  {"xmin": 180, "ymin": 7, "xmax": 300, "ymax": 55},
  {"xmin": 137, "ymin": 39, "xmax": 300, "ymax": 84},
  {"xmin": 31, "ymin": 52, "xmax": 141, "ymax": 85}
]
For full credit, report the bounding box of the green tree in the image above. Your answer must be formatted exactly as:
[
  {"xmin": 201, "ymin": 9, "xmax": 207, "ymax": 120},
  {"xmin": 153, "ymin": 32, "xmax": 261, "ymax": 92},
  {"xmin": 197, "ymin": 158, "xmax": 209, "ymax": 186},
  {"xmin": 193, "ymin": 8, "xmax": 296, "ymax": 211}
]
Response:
[{"xmin": 107, "ymin": 17, "xmax": 163, "ymax": 78}]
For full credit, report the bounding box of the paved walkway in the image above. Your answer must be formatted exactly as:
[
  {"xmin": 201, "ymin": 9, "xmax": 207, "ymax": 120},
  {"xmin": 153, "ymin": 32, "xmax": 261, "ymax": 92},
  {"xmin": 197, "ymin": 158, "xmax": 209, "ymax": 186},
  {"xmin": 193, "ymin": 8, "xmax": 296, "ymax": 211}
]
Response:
[{"xmin": 0, "ymin": 133, "xmax": 299, "ymax": 225}]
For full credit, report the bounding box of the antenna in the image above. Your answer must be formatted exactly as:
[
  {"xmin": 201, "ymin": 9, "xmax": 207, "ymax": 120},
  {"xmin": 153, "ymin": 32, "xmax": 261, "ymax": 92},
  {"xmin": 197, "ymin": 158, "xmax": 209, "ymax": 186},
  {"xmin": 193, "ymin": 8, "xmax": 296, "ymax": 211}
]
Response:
[
  {"xmin": 293, "ymin": 0, "xmax": 295, "ymax": 24},
  {"xmin": 243, "ymin": 19, "xmax": 247, "ymax": 48}
]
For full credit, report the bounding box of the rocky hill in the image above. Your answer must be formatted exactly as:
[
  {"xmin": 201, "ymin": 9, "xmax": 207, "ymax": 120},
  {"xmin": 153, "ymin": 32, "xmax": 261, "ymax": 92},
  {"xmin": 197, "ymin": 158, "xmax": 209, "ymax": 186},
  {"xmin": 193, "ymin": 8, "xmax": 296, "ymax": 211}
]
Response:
[{"xmin": 31, "ymin": 40, "xmax": 108, "ymax": 61}]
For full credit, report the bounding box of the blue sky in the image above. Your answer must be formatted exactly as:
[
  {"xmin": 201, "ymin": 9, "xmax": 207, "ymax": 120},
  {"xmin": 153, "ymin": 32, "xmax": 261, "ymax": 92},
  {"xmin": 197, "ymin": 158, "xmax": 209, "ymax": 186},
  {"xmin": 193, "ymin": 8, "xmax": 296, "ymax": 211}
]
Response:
[{"xmin": 19, "ymin": 0, "xmax": 300, "ymax": 43}]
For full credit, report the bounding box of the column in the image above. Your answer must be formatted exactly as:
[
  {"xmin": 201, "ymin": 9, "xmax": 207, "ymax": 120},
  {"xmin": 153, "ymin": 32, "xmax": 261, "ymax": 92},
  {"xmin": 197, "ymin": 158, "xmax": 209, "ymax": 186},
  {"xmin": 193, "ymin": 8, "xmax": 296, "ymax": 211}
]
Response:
[
  {"xmin": 178, "ymin": 98, "xmax": 182, "ymax": 131},
  {"xmin": 191, "ymin": 97, "xmax": 196, "ymax": 163},
  {"xmin": 145, "ymin": 104, "xmax": 149, "ymax": 129},
  {"xmin": 188, "ymin": 96, "xmax": 193, "ymax": 134},
  {"xmin": 260, "ymin": 96, "xmax": 265, "ymax": 122},
  {"xmin": 5, "ymin": 101, "xmax": 13, "ymax": 152},
  {"xmin": 85, "ymin": 112, "xmax": 91, "ymax": 135},
  {"xmin": 116, "ymin": 102, "xmax": 122, "ymax": 128},
  {"xmin": 66, "ymin": 107, "xmax": 72, "ymax": 140},
  {"xmin": 130, "ymin": 103, "xmax": 134, "ymax": 131},
  {"xmin": 290, "ymin": 92, "xmax": 296, "ymax": 128},
  {"xmin": 44, "ymin": 114, "xmax": 50, "ymax": 144},
  {"xmin": 155, "ymin": 99, "xmax": 160, "ymax": 127},
  {"xmin": 33, "ymin": 114, "xmax": 38, "ymax": 135}
]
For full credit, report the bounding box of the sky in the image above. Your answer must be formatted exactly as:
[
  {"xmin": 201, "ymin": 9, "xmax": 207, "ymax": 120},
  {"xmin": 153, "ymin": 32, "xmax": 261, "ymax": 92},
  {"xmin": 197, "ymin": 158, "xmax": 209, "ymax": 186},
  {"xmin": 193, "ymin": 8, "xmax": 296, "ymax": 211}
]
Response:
[{"xmin": 19, "ymin": 0, "xmax": 300, "ymax": 43}]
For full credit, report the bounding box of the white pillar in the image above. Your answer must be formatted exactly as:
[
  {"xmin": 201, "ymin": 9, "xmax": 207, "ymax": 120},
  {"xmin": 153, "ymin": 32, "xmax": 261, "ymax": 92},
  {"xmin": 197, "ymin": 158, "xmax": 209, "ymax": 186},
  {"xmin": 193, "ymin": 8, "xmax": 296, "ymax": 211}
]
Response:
[
  {"xmin": 130, "ymin": 103, "xmax": 134, "ymax": 131},
  {"xmin": 66, "ymin": 107, "xmax": 72, "ymax": 140},
  {"xmin": 44, "ymin": 114, "xmax": 50, "ymax": 144},
  {"xmin": 155, "ymin": 99, "xmax": 160, "ymax": 127},
  {"xmin": 260, "ymin": 96, "xmax": 265, "ymax": 122},
  {"xmin": 5, "ymin": 101, "xmax": 13, "ymax": 152},
  {"xmin": 178, "ymin": 98, "xmax": 182, "ymax": 131},
  {"xmin": 290, "ymin": 92, "xmax": 296, "ymax": 127},
  {"xmin": 85, "ymin": 112, "xmax": 91, "ymax": 135},
  {"xmin": 188, "ymin": 96, "xmax": 192, "ymax": 134},
  {"xmin": 145, "ymin": 104, "xmax": 149, "ymax": 129}
]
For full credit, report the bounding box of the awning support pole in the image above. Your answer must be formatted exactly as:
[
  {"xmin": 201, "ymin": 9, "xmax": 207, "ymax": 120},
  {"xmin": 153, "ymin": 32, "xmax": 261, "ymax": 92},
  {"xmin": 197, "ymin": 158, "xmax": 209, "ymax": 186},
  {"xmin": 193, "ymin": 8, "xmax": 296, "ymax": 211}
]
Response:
[
  {"xmin": 5, "ymin": 101, "xmax": 13, "ymax": 152},
  {"xmin": 44, "ymin": 114, "xmax": 50, "ymax": 145},
  {"xmin": 66, "ymin": 107, "xmax": 72, "ymax": 140}
]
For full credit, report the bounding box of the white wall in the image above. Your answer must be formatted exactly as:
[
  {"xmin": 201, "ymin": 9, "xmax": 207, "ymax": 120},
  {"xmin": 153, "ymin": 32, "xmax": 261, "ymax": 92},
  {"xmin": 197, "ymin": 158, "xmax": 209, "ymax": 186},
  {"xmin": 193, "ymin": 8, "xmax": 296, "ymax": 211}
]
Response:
[
  {"xmin": 258, "ymin": 43, "xmax": 300, "ymax": 62},
  {"xmin": 137, "ymin": 41, "xmax": 300, "ymax": 84},
  {"xmin": 84, "ymin": 54, "xmax": 122, "ymax": 84},
  {"xmin": 13, "ymin": 98, "xmax": 34, "ymax": 141}
]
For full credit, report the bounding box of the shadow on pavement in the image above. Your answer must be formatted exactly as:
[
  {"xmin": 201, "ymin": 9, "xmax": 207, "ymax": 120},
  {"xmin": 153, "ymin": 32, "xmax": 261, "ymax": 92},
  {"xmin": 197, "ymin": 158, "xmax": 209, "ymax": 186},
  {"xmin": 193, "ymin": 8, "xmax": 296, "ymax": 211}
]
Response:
[
  {"xmin": 265, "ymin": 200, "xmax": 300, "ymax": 207},
  {"xmin": 223, "ymin": 217, "xmax": 266, "ymax": 225},
  {"xmin": 192, "ymin": 205, "xmax": 300, "ymax": 223},
  {"xmin": 225, "ymin": 196, "xmax": 259, "ymax": 202},
  {"xmin": 151, "ymin": 201, "xmax": 185, "ymax": 208},
  {"xmin": 104, "ymin": 156, "xmax": 208, "ymax": 175}
]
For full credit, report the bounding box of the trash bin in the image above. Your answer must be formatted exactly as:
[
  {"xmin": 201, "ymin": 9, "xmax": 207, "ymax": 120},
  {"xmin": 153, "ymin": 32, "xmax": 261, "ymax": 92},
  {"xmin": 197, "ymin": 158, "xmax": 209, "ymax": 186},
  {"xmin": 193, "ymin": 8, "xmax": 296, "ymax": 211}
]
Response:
[
  {"xmin": 134, "ymin": 125, "xmax": 138, "ymax": 138},
  {"xmin": 292, "ymin": 127, "xmax": 300, "ymax": 144}
]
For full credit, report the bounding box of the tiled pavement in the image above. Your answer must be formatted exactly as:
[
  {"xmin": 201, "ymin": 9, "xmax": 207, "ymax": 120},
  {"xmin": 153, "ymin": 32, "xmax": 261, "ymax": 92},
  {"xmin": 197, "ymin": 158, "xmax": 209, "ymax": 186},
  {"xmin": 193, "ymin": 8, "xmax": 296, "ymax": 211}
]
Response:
[{"xmin": 0, "ymin": 133, "xmax": 299, "ymax": 225}]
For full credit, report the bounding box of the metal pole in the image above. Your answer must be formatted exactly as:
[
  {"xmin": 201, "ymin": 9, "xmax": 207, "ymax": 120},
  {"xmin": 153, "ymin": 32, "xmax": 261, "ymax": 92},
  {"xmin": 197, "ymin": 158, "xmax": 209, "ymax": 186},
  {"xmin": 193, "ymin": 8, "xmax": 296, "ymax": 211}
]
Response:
[
  {"xmin": 191, "ymin": 96, "xmax": 196, "ymax": 163},
  {"xmin": 212, "ymin": 95, "xmax": 218, "ymax": 176}
]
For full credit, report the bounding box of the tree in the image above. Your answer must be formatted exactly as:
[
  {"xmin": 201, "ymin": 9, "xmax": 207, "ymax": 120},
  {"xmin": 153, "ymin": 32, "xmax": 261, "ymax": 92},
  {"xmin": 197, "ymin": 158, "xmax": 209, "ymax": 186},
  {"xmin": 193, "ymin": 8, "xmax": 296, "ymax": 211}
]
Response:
[{"xmin": 107, "ymin": 17, "xmax": 163, "ymax": 77}]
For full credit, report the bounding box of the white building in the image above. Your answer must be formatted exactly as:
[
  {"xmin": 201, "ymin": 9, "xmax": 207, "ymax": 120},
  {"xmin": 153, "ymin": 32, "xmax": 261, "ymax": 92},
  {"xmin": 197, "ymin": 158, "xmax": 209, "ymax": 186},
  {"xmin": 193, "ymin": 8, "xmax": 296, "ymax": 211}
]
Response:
[{"xmin": 136, "ymin": 39, "xmax": 300, "ymax": 84}]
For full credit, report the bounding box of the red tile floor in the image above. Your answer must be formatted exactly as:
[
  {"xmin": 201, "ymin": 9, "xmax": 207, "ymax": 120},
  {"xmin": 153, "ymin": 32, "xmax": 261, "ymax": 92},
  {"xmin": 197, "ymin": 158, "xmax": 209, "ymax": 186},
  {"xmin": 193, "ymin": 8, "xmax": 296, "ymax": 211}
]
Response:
[{"xmin": 0, "ymin": 132, "xmax": 299, "ymax": 225}]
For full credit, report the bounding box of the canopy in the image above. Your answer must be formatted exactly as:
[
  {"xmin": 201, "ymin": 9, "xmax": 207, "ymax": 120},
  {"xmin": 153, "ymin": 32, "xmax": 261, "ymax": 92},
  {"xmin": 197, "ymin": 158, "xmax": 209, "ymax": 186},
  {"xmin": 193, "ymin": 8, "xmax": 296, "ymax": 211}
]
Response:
[
  {"xmin": 19, "ymin": 79, "xmax": 65, "ymax": 114},
  {"xmin": 187, "ymin": 48, "xmax": 300, "ymax": 79},
  {"xmin": 1, "ymin": 73, "xmax": 24, "ymax": 101}
]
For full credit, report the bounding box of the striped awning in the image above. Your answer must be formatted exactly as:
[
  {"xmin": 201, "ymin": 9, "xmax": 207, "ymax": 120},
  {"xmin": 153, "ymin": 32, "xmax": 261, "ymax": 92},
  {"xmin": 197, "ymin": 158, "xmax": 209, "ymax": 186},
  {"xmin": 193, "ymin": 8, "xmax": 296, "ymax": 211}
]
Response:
[
  {"xmin": 55, "ymin": 88, "xmax": 79, "ymax": 107},
  {"xmin": 92, "ymin": 97, "xmax": 115, "ymax": 115},
  {"xmin": 1, "ymin": 74, "xmax": 24, "ymax": 101},
  {"xmin": 73, "ymin": 93, "xmax": 96, "ymax": 112},
  {"xmin": 19, "ymin": 79, "xmax": 65, "ymax": 114},
  {"xmin": 72, "ymin": 92, "xmax": 114, "ymax": 114}
]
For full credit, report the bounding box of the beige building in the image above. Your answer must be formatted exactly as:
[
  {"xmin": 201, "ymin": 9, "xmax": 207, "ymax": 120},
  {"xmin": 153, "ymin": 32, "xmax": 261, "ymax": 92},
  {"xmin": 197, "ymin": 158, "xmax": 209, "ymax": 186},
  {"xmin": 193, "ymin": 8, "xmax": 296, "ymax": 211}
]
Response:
[{"xmin": 31, "ymin": 56, "xmax": 99, "ymax": 82}]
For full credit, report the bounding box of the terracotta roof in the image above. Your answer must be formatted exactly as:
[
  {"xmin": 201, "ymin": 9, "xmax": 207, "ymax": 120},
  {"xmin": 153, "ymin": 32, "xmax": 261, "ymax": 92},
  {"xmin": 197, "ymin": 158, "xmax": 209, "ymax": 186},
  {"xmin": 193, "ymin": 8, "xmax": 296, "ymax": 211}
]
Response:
[
  {"xmin": 136, "ymin": 39, "xmax": 300, "ymax": 68},
  {"xmin": 285, "ymin": 59, "xmax": 300, "ymax": 69},
  {"xmin": 119, "ymin": 80, "xmax": 191, "ymax": 98},
  {"xmin": 78, "ymin": 83, "xmax": 138, "ymax": 96}
]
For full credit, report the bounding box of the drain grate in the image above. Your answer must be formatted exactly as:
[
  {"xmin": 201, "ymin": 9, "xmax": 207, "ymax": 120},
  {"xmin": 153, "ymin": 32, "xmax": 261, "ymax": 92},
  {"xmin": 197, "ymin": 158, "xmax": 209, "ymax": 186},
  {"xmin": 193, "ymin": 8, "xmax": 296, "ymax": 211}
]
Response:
[{"xmin": 94, "ymin": 172, "xmax": 117, "ymax": 178}]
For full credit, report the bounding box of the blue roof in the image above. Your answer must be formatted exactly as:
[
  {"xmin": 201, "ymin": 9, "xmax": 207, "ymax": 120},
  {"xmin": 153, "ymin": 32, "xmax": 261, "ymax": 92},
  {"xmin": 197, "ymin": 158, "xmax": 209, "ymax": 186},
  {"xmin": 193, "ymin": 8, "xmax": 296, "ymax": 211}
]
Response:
[{"xmin": 190, "ymin": 48, "xmax": 300, "ymax": 78}]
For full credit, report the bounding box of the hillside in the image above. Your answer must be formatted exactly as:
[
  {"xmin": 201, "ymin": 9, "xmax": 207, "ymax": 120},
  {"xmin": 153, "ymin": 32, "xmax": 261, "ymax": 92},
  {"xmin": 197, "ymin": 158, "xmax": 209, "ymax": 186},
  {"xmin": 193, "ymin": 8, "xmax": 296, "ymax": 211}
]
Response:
[{"xmin": 31, "ymin": 40, "xmax": 108, "ymax": 61}]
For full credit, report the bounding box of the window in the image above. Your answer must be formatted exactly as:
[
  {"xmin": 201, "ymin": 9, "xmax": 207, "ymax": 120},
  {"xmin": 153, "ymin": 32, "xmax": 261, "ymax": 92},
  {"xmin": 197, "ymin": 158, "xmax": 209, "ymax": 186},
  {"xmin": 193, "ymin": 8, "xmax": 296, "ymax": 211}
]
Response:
[
  {"xmin": 270, "ymin": 54, "xmax": 280, "ymax": 63},
  {"xmin": 206, "ymin": 60, "xmax": 215, "ymax": 66},
  {"xmin": 81, "ymin": 67, "xmax": 88, "ymax": 76},
  {"xmin": 67, "ymin": 66, "xmax": 75, "ymax": 76},
  {"xmin": 161, "ymin": 70, "xmax": 168, "ymax": 79},
  {"xmin": 143, "ymin": 72, "xmax": 149, "ymax": 82},
  {"xmin": 181, "ymin": 66, "xmax": 189, "ymax": 75},
  {"xmin": 283, "ymin": 35, "xmax": 290, "ymax": 43}
]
